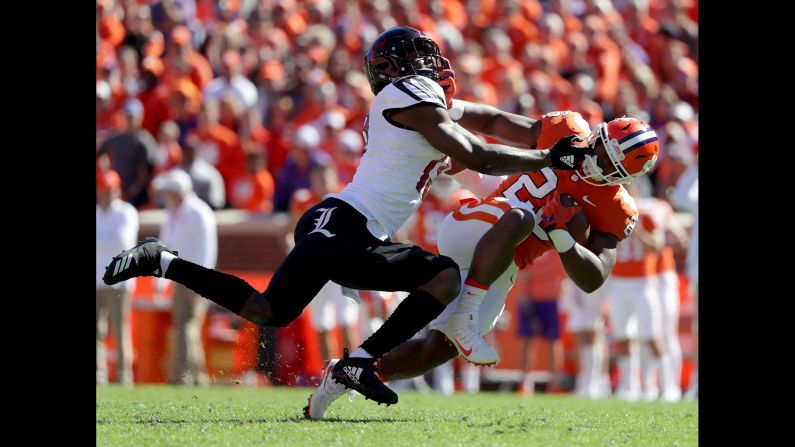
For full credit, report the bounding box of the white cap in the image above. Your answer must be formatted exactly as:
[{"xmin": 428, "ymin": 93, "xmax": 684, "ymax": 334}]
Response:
[
  {"xmin": 96, "ymin": 80, "xmax": 111, "ymax": 101},
  {"xmin": 672, "ymin": 101, "xmax": 694, "ymax": 122},
  {"xmin": 293, "ymin": 125, "xmax": 320, "ymax": 149},
  {"xmin": 153, "ymin": 169, "xmax": 193, "ymax": 196},
  {"xmin": 322, "ymin": 110, "xmax": 346, "ymax": 130},
  {"xmin": 337, "ymin": 129, "xmax": 363, "ymax": 153}
]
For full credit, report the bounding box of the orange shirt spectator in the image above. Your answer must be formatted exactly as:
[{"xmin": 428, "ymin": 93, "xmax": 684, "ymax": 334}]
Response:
[
  {"xmin": 587, "ymin": 38, "xmax": 621, "ymax": 105},
  {"xmin": 333, "ymin": 129, "xmax": 364, "ymax": 185},
  {"xmin": 503, "ymin": 13, "xmax": 539, "ymax": 52},
  {"xmin": 168, "ymin": 77, "xmax": 201, "ymax": 117},
  {"xmin": 442, "ymin": 0, "xmax": 468, "ymax": 28},
  {"xmin": 264, "ymin": 97, "xmax": 295, "ymax": 176},
  {"xmin": 154, "ymin": 121, "xmax": 184, "ymax": 175},
  {"xmin": 240, "ymin": 110, "xmax": 271, "ymax": 158},
  {"xmin": 575, "ymin": 100, "xmax": 604, "ymax": 128},
  {"xmin": 316, "ymin": 111, "xmax": 346, "ymax": 155},
  {"xmin": 192, "ymin": 124, "xmax": 244, "ymax": 199},
  {"xmin": 288, "ymin": 166, "xmax": 343, "ymax": 220},
  {"xmin": 138, "ymin": 58, "xmax": 170, "ymax": 136},
  {"xmin": 291, "ymin": 80, "xmax": 347, "ymax": 128},
  {"xmin": 272, "ymin": 2, "xmax": 307, "ymax": 42},
  {"xmin": 481, "ymin": 57, "xmax": 523, "ymax": 92},
  {"xmin": 96, "ymin": 37, "xmax": 116, "ymax": 79},
  {"xmin": 98, "ymin": 4, "xmax": 125, "ymax": 48},
  {"xmin": 190, "ymin": 101, "xmax": 245, "ymax": 200},
  {"xmin": 163, "ymin": 26, "xmax": 213, "ymax": 91},
  {"xmin": 548, "ymin": 0, "xmax": 583, "ymax": 33},
  {"xmin": 96, "ymin": 80, "xmax": 120, "ymax": 142},
  {"xmin": 229, "ymin": 151, "xmax": 275, "ymax": 213},
  {"xmin": 467, "ymin": 0, "xmax": 498, "ymax": 28}
]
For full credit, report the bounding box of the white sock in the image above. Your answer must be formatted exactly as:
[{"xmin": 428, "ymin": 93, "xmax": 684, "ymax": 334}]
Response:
[
  {"xmin": 349, "ymin": 347, "xmax": 373, "ymax": 359},
  {"xmin": 659, "ymin": 352, "xmax": 678, "ymax": 394},
  {"xmin": 666, "ymin": 334, "xmax": 683, "ymax": 392},
  {"xmin": 617, "ymin": 356, "xmax": 630, "ymax": 392},
  {"xmin": 600, "ymin": 372, "xmax": 611, "ymax": 397},
  {"xmin": 453, "ymin": 279, "xmax": 489, "ymax": 316},
  {"xmin": 626, "ymin": 346, "xmax": 641, "ymax": 393},
  {"xmin": 578, "ymin": 345, "xmax": 593, "ymax": 395},
  {"xmin": 462, "ymin": 363, "xmax": 480, "ymax": 393},
  {"xmin": 589, "ymin": 341, "xmax": 604, "ymax": 397},
  {"xmin": 640, "ymin": 344, "xmax": 660, "ymax": 394},
  {"xmin": 521, "ymin": 372, "xmax": 534, "ymax": 389},
  {"xmin": 432, "ymin": 361, "xmax": 454, "ymax": 395},
  {"xmin": 687, "ymin": 370, "xmax": 698, "ymax": 394},
  {"xmin": 617, "ymin": 354, "xmax": 639, "ymax": 394},
  {"xmin": 160, "ymin": 251, "xmax": 177, "ymax": 275}
]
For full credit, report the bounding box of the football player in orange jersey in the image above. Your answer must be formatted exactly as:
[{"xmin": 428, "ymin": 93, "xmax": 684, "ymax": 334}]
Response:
[
  {"xmin": 565, "ymin": 280, "xmax": 612, "ymax": 399},
  {"xmin": 639, "ymin": 187, "xmax": 690, "ymax": 402},
  {"xmin": 671, "ymin": 162, "xmax": 697, "ymax": 400},
  {"xmin": 605, "ymin": 181, "xmax": 663, "ymax": 401},
  {"xmin": 437, "ymin": 112, "xmax": 659, "ymax": 366},
  {"xmin": 409, "ymin": 113, "xmax": 656, "ymax": 368},
  {"xmin": 307, "ymin": 110, "xmax": 660, "ymax": 418}
]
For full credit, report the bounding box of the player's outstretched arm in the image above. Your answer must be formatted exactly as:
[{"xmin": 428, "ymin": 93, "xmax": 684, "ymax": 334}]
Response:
[
  {"xmin": 452, "ymin": 100, "xmax": 541, "ymax": 148},
  {"xmin": 538, "ymin": 192, "xmax": 617, "ymax": 293},
  {"xmin": 391, "ymin": 104, "xmax": 585, "ymax": 175},
  {"xmin": 557, "ymin": 231, "xmax": 618, "ymax": 293}
]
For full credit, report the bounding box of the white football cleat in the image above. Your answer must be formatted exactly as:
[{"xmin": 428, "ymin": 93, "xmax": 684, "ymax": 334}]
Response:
[
  {"xmin": 614, "ymin": 388, "xmax": 641, "ymax": 402},
  {"xmin": 642, "ymin": 387, "xmax": 660, "ymax": 401},
  {"xmin": 304, "ymin": 359, "xmax": 349, "ymax": 420},
  {"xmin": 661, "ymin": 388, "xmax": 682, "ymax": 403},
  {"xmin": 442, "ymin": 313, "xmax": 499, "ymax": 366}
]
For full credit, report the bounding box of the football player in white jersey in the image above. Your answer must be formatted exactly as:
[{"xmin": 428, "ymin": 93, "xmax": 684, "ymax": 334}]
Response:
[{"xmin": 103, "ymin": 26, "xmax": 588, "ymax": 408}]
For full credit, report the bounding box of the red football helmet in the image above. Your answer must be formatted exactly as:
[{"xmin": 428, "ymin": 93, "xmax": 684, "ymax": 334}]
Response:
[{"xmin": 579, "ymin": 117, "xmax": 659, "ymax": 186}]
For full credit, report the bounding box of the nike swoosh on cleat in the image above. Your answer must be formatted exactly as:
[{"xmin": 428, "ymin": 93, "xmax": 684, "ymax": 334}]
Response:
[{"xmin": 451, "ymin": 337, "xmax": 473, "ymax": 356}]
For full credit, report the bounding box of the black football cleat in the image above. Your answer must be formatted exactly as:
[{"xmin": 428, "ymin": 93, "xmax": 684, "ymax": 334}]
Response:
[
  {"xmin": 331, "ymin": 349, "xmax": 398, "ymax": 405},
  {"xmin": 103, "ymin": 237, "xmax": 178, "ymax": 285}
]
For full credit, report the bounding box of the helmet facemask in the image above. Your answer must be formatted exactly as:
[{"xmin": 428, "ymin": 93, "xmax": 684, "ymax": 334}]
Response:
[
  {"xmin": 365, "ymin": 35, "xmax": 445, "ymax": 93},
  {"xmin": 578, "ymin": 122, "xmax": 650, "ymax": 186},
  {"xmin": 403, "ymin": 38, "xmax": 445, "ymax": 78}
]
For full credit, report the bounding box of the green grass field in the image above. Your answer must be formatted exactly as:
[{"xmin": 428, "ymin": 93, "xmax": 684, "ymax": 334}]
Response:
[{"xmin": 97, "ymin": 386, "xmax": 697, "ymax": 446}]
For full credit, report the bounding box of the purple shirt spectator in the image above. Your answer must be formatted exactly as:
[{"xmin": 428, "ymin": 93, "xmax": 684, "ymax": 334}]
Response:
[{"xmin": 273, "ymin": 125, "xmax": 332, "ymax": 211}]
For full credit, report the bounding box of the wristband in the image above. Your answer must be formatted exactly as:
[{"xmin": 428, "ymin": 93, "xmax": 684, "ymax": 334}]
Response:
[{"xmin": 548, "ymin": 229, "xmax": 576, "ymax": 253}]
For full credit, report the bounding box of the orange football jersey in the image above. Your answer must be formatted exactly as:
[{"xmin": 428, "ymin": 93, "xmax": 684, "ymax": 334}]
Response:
[
  {"xmin": 646, "ymin": 198, "xmax": 677, "ymax": 273},
  {"xmin": 452, "ymin": 111, "xmax": 639, "ymax": 269},
  {"xmin": 611, "ymin": 204, "xmax": 658, "ymax": 277},
  {"xmin": 611, "ymin": 197, "xmax": 673, "ymax": 277}
]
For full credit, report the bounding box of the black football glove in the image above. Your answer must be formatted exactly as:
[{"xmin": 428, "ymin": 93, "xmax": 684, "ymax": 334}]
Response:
[{"xmin": 548, "ymin": 134, "xmax": 593, "ymax": 170}]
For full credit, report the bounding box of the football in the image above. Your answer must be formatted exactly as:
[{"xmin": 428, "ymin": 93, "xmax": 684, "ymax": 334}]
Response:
[{"xmin": 560, "ymin": 193, "xmax": 591, "ymax": 245}]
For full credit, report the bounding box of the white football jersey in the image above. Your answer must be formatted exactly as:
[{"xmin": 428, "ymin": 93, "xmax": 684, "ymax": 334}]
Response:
[{"xmin": 328, "ymin": 75, "xmax": 451, "ymax": 239}]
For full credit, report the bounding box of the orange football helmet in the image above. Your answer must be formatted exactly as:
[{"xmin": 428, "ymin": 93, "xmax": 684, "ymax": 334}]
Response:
[{"xmin": 579, "ymin": 117, "xmax": 659, "ymax": 186}]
